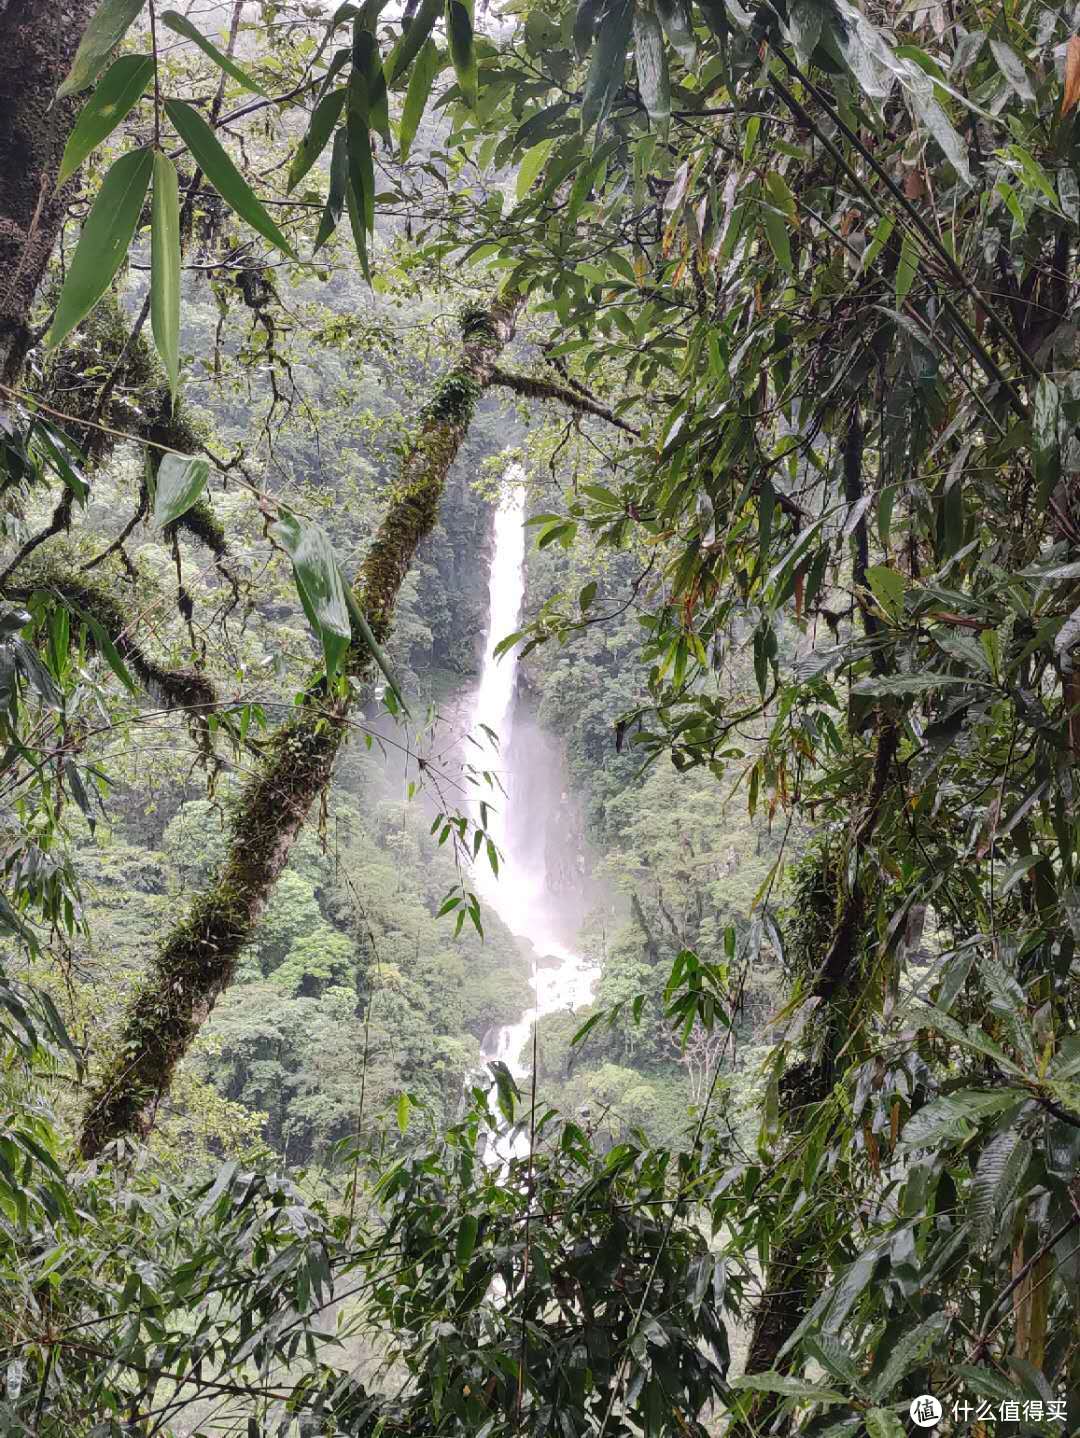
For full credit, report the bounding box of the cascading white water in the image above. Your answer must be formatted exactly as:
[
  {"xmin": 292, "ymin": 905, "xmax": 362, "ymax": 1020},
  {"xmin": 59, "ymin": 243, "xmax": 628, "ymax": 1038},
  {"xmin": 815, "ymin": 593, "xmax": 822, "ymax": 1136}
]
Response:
[{"xmin": 470, "ymin": 470, "xmax": 598, "ymax": 1104}]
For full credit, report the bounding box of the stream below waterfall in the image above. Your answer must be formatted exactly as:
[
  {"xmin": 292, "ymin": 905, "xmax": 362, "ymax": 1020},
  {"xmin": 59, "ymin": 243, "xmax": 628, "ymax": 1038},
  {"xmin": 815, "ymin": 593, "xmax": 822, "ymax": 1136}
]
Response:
[{"xmin": 469, "ymin": 476, "xmax": 598, "ymax": 1099}]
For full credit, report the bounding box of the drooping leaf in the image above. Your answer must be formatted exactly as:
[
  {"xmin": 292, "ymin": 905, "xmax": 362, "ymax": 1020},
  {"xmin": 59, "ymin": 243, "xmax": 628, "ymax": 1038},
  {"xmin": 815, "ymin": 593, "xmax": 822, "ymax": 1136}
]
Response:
[
  {"xmin": 270, "ymin": 513, "xmax": 352, "ymax": 678},
  {"xmin": 574, "ymin": 0, "xmax": 605, "ymax": 59},
  {"xmin": 455, "ymin": 1213, "xmax": 478, "ymax": 1267},
  {"xmin": 314, "ymin": 128, "xmax": 349, "ymax": 250},
  {"xmin": 346, "ymin": 77, "xmax": 376, "ymax": 234},
  {"xmin": 164, "ymin": 98, "xmax": 297, "ymax": 259},
  {"xmin": 399, "ymin": 39, "xmax": 441, "ymax": 164},
  {"xmin": 160, "ymin": 11, "xmax": 269, "ymax": 97},
  {"xmin": 446, "ymin": 0, "xmax": 478, "ymax": 109},
  {"xmin": 581, "ymin": 0, "xmax": 633, "ymax": 133},
  {"xmin": 153, "ymin": 454, "xmax": 210, "ymax": 527},
  {"xmin": 150, "ymin": 151, "xmax": 181, "ymax": 399},
  {"xmin": 288, "ymin": 87, "xmax": 347, "ymax": 192},
  {"xmin": 386, "ymin": 0, "xmax": 442, "ymax": 83},
  {"xmin": 58, "ymin": 0, "xmax": 145, "ymax": 97},
  {"xmin": 633, "ymin": 8, "xmax": 671, "ymax": 139},
  {"xmin": 57, "ymin": 54, "xmax": 154, "ymax": 187},
  {"xmin": 46, "ymin": 147, "xmax": 153, "ymax": 351},
  {"xmin": 351, "ymin": 22, "xmax": 390, "ymax": 143}
]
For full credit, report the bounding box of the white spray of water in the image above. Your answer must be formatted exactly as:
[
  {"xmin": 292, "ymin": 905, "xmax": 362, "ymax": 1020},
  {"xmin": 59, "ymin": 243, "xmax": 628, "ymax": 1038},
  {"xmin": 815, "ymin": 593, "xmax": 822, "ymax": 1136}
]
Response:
[{"xmin": 469, "ymin": 470, "xmax": 598, "ymax": 1105}]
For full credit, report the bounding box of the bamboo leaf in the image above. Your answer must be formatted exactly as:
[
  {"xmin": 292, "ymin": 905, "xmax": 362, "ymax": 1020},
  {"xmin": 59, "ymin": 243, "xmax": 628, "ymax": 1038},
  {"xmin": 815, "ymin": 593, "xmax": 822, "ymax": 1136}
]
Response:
[
  {"xmin": 633, "ymin": 9, "xmax": 670, "ymax": 139},
  {"xmin": 446, "ymin": 0, "xmax": 478, "ymax": 109},
  {"xmin": 164, "ymin": 98, "xmax": 297, "ymax": 259},
  {"xmin": 314, "ymin": 128, "xmax": 348, "ymax": 250},
  {"xmin": 399, "ymin": 39, "xmax": 440, "ymax": 164},
  {"xmin": 57, "ymin": 54, "xmax": 154, "ymax": 187},
  {"xmin": 153, "ymin": 454, "xmax": 210, "ymax": 527},
  {"xmin": 151, "ymin": 151, "xmax": 181, "ymax": 398},
  {"xmin": 581, "ymin": 0, "xmax": 633, "ymax": 133},
  {"xmin": 386, "ymin": 0, "xmax": 442, "ymax": 83},
  {"xmin": 895, "ymin": 230, "xmax": 920, "ymax": 302},
  {"xmin": 46, "ymin": 147, "xmax": 152, "ymax": 351},
  {"xmin": 160, "ymin": 11, "xmax": 269, "ymax": 97},
  {"xmin": 59, "ymin": 0, "xmax": 145, "ymax": 97},
  {"xmin": 288, "ymin": 87, "xmax": 346, "ymax": 192}
]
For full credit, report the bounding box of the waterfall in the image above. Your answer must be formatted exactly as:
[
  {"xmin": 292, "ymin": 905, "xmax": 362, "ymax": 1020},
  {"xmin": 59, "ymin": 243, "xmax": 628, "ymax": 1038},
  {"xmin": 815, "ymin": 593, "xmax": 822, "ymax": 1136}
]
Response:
[{"xmin": 470, "ymin": 471, "xmax": 598, "ymax": 1098}]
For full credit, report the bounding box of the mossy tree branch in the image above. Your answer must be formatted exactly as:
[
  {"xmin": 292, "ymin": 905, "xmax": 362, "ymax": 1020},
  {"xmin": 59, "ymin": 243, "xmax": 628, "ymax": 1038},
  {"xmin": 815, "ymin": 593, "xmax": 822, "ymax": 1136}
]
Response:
[
  {"xmin": 78, "ymin": 291, "xmax": 523, "ymax": 1158},
  {"xmin": 489, "ymin": 366, "xmax": 640, "ymax": 437}
]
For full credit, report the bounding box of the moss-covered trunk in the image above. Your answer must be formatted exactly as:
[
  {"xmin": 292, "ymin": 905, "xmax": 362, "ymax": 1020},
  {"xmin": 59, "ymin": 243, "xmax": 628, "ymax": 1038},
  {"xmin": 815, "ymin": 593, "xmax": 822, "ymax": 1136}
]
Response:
[
  {"xmin": 0, "ymin": 0, "xmax": 97, "ymax": 387},
  {"xmin": 79, "ymin": 293, "xmax": 522, "ymax": 1158}
]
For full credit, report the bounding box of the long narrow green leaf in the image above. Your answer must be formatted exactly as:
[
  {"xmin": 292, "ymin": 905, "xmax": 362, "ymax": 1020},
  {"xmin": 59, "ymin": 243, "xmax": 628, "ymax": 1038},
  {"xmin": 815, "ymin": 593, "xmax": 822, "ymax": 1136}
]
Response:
[
  {"xmin": 398, "ymin": 39, "xmax": 440, "ymax": 163},
  {"xmin": 581, "ymin": 0, "xmax": 633, "ymax": 133},
  {"xmin": 315, "ymin": 129, "xmax": 349, "ymax": 251},
  {"xmin": 57, "ymin": 54, "xmax": 154, "ymax": 187},
  {"xmin": 59, "ymin": 0, "xmax": 145, "ymax": 97},
  {"xmin": 287, "ymin": 87, "xmax": 346, "ymax": 192},
  {"xmin": 633, "ymin": 9, "xmax": 670, "ymax": 139},
  {"xmin": 445, "ymin": 0, "xmax": 478, "ymax": 109},
  {"xmin": 385, "ymin": 0, "xmax": 442, "ymax": 83},
  {"xmin": 341, "ymin": 569, "xmax": 410, "ymax": 714},
  {"xmin": 346, "ymin": 83, "xmax": 375, "ymax": 233},
  {"xmin": 345, "ymin": 175, "xmax": 371, "ymax": 281},
  {"xmin": 160, "ymin": 11, "xmax": 270, "ymax": 97},
  {"xmin": 151, "ymin": 151, "xmax": 181, "ymax": 399},
  {"xmin": 164, "ymin": 98, "xmax": 296, "ymax": 259},
  {"xmin": 46, "ymin": 148, "xmax": 153, "ymax": 351},
  {"xmin": 351, "ymin": 23, "xmax": 390, "ymax": 143}
]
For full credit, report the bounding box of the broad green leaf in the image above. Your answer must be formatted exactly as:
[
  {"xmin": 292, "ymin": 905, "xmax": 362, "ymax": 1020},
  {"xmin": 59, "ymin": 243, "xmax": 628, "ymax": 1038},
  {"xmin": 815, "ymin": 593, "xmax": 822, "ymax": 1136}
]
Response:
[
  {"xmin": 865, "ymin": 564, "xmax": 905, "ymax": 619},
  {"xmin": 164, "ymin": 98, "xmax": 296, "ymax": 259},
  {"xmin": 46, "ymin": 147, "xmax": 152, "ymax": 351},
  {"xmin": 57, "ymin": 54, "xmax": 154, "ymax": 187},
  {"xmin": 729, "ymin": 1372, "xmax": 846, "ymax": 1404},
  {"xmin": 516, "ymin": 138, "xmax": 556, "ymax": 200},
  {"xmin": 315, "ymin": 128, "xmax": 348, "ymax": 251},
  {"xmin": 153, "ymin": 454, "xmax": 210, "ymax": 527},
  {"xmin": 633, "ymin": 9, "xmax": 671, "ymax": 139},
  {"xmin": 161, "ymin": 11, "xmax": 269, "ymax": 97},
  {"xmin": 762, "ymin": 201, "xmax": 792, "ymax": 274},
  {"xmin": 446, "ymin": 0, "xmax": 478, "ymax": 109},
  {"xmin": 386, "ymin": 0, "xmax": 442, "ymax": 83},
  {"xmin": 270, "ymin": 513, "xmax": 351, "ymax": 678},
  {"xmin": 865, "ymin": 1411, "xmax": 906, "ymax": 1438},
  {"xmin": 396, "ymin": 1091, "xmax": 410, "ymax": 1133},
  {"xmin": 59, "ymin": 0, "xmax": 145, "ymax": 97},
  {"xmin": 288, "ymin": 87, "xmax": 346, "ymax": 191},
  {"xmin": 581, "ymin": 0, "xmax": 633, "ymax": 132},
  {"xmin": 151, "ymin": 151, "xmax": 181, "ymax": 399},
  {"xmin": 398, "ymin": 39, "xmax": 440, "ymax": 164},
  {"xmin": 898, "ymin": 1089, "xmax": 1021, "ymax": 1150}
]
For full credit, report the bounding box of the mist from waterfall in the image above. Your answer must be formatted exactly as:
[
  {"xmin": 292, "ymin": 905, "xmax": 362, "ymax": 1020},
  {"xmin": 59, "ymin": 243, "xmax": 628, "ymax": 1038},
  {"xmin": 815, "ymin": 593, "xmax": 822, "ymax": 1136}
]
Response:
[{"xmin": 470, "ymin": 470, "xmax": 598, "ymax": 1084}]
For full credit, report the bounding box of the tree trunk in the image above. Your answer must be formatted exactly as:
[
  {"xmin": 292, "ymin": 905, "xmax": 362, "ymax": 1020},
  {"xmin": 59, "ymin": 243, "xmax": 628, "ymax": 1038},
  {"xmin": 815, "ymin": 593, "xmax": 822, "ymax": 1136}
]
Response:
[
  {"xmin": 0, "ymin": 0, "xmax": 97, "ymax": 387},
  {"xmin": 79, "ymin": 293, "xmax": 522, "ymax": 1158}
]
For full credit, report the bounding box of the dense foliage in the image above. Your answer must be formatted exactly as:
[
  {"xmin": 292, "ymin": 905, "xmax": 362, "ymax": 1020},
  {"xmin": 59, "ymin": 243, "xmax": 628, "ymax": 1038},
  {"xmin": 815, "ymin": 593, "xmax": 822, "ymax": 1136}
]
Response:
[{"xmin": 1, "ymin": 0, "xmax": 1078, "ymax": 1433}]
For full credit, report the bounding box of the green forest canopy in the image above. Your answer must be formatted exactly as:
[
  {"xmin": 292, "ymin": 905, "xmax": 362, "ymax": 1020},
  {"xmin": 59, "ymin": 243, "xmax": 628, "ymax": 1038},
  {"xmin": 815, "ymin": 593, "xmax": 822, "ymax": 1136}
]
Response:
[{"xmin": 0, "ymin": 0, "xmax": 1078, "ymax": 1433}]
